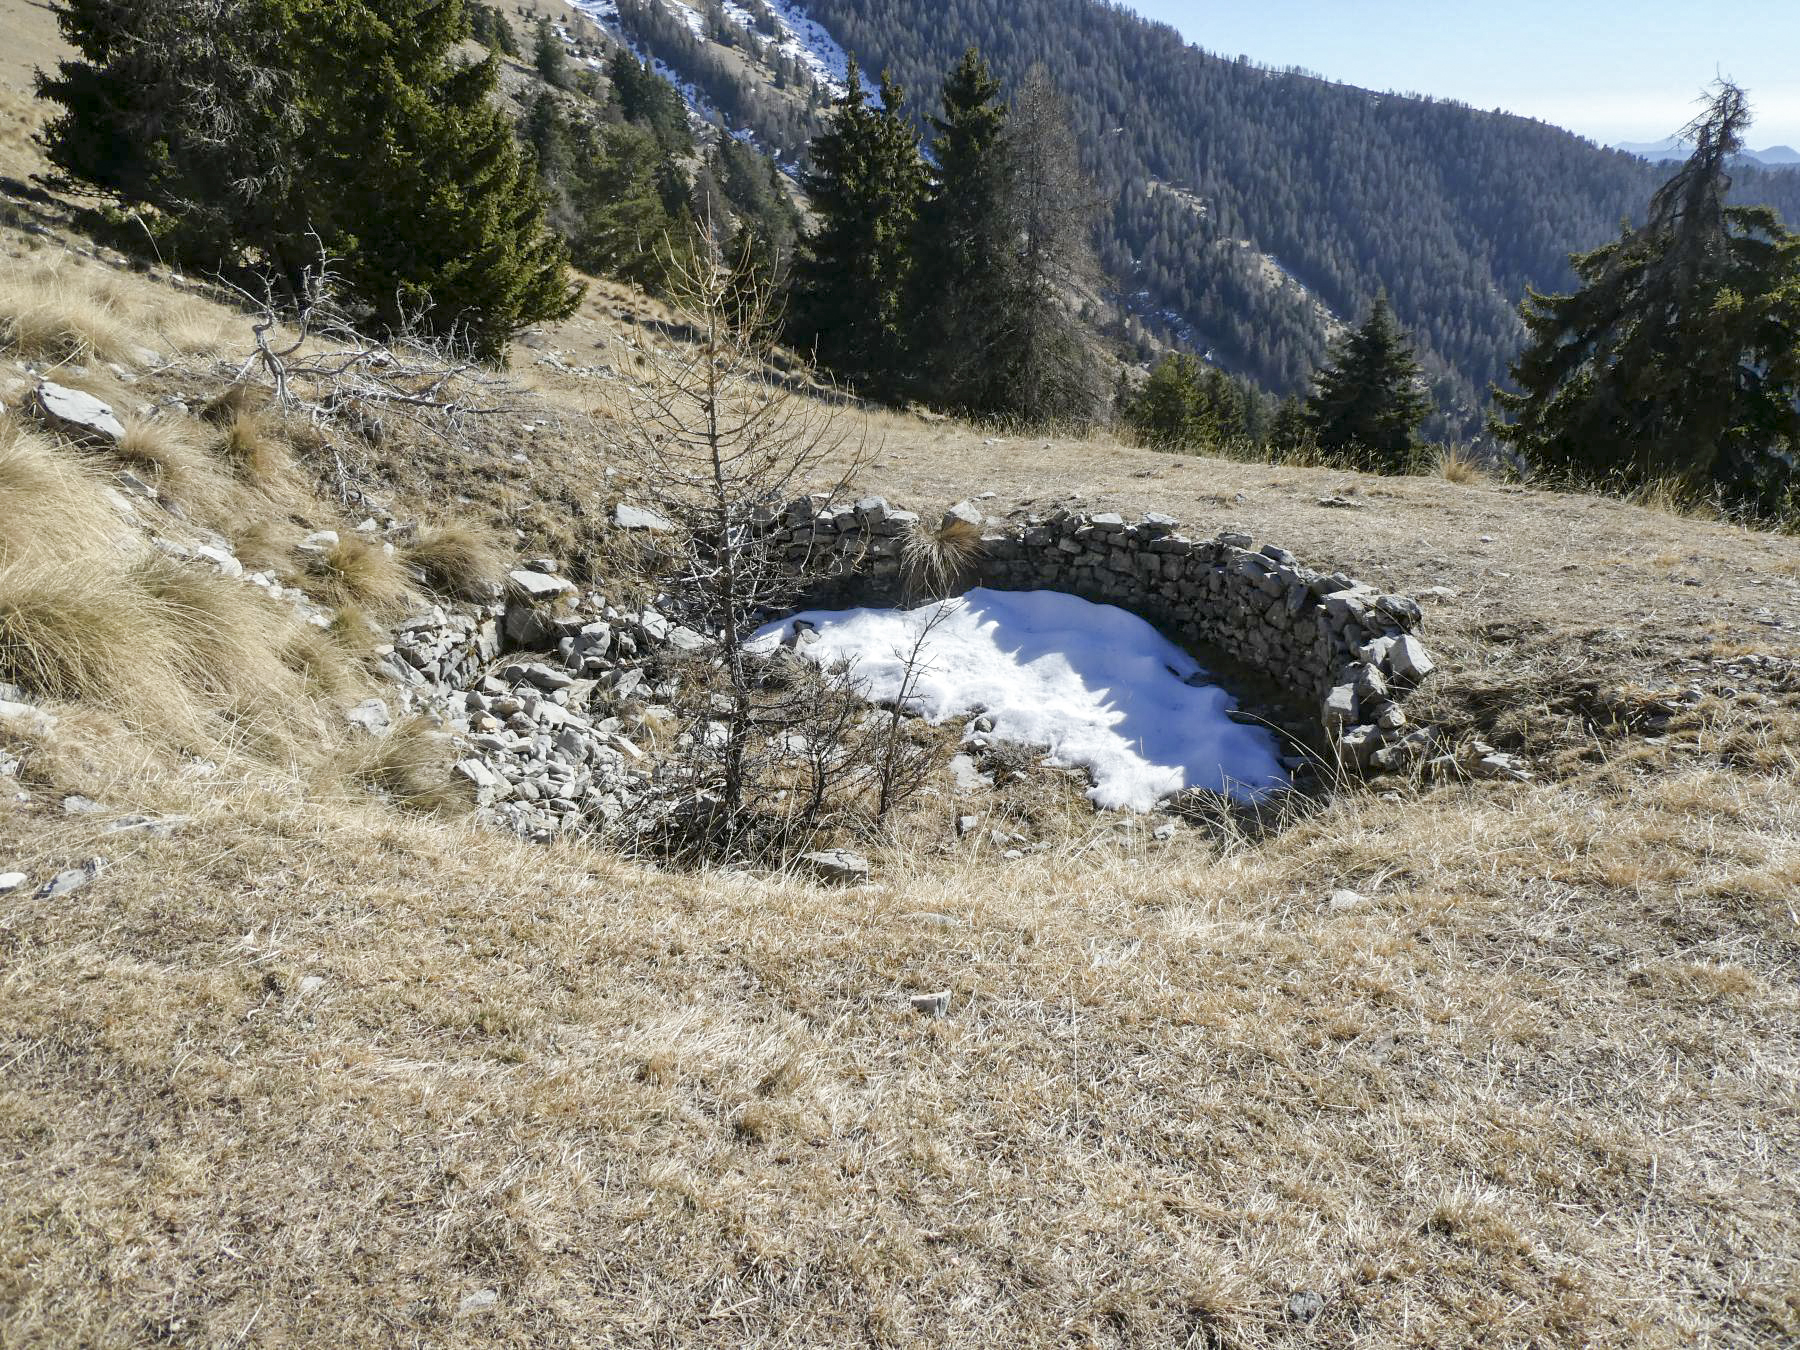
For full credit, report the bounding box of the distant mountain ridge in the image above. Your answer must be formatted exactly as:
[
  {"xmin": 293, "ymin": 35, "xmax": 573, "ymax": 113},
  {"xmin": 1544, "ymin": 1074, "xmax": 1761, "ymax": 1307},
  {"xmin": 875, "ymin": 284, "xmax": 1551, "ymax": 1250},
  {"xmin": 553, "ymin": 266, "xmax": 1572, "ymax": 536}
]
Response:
[
  {"xmin": 1614, "ymin": 136, "xmax": 1800, "ymax": 168},
  {"xmin": 579, "ymin": 0, "xmax": 1800, "ymax": 432}
]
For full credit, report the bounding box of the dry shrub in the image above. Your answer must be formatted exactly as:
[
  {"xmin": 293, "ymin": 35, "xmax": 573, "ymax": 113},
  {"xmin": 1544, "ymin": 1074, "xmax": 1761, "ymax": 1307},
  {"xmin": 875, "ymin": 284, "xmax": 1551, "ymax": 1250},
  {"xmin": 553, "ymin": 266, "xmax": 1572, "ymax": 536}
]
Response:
[
  {"xmin": 0, "ymin": 260, "xmax": 137, "ymax": 366},
  {"xmin": 403, "ymin": 520, "xmax": 507, "ymax": 600},
  {"xmin": 306, "ymin": 533, "xmax": 413, "ymax": 613},
  {"xmin": 902, "ymin": 511, "xmax": 985, "ymax": 599}
]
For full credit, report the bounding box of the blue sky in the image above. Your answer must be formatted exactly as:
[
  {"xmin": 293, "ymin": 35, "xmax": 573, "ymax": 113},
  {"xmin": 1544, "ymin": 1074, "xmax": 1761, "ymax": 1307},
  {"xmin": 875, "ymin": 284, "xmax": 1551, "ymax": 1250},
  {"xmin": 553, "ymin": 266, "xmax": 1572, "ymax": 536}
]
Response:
[{"xmin": 1124, "ymin": 2, "xmax": 1800, "ymax": 148}]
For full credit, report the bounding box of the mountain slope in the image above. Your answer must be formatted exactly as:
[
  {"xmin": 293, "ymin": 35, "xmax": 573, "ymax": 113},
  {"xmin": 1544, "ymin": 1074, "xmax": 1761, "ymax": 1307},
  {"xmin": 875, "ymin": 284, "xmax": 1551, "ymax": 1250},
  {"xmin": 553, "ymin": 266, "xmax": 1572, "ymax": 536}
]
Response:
[{"xmin": 599, "ymin": 0, "xmax": 1800, "ymax": 432}]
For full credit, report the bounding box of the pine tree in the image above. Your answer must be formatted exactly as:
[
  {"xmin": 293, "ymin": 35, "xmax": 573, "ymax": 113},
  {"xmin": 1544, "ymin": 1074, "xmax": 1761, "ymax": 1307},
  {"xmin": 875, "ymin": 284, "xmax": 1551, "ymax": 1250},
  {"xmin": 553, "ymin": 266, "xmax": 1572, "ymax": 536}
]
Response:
[
  {"xmin": 787, "ymin": 61, "xmax": 927, "ymax": 390},
  {"xmin": 906, "ymin": 46, "xmax": 1014, "ymax": 412},
  {"xmin": 1305, "ymin": 297, "xmax": 1431, "ymax": 471},
  {"xmin": 40, "ymin": 0, "xmax": 581, "ymax": 360},
  {"xmin": 1491, "ymin": 83, "xmax": 1800, "ymax": 514}
]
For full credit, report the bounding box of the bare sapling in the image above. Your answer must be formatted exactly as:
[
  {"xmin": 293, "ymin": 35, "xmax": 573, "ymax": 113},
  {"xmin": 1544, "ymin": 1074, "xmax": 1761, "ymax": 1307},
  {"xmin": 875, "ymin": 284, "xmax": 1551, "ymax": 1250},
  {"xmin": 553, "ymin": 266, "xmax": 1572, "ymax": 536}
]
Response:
[{"xmin": 617, "ymin": 239, "xmax": 864, "ymax": 846}]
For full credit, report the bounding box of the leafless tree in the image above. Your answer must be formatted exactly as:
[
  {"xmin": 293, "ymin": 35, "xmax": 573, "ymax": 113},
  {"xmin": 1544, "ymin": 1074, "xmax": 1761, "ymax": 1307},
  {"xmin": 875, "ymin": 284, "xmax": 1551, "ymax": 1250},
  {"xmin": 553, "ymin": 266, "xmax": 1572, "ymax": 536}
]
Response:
[
  {"xmin": 618, "ymin": 240, "xmax": 864, "ymax": 826},
  {"xmin": 1005, "ymin": 67, "xmax": 1104, "ymax": 425}
]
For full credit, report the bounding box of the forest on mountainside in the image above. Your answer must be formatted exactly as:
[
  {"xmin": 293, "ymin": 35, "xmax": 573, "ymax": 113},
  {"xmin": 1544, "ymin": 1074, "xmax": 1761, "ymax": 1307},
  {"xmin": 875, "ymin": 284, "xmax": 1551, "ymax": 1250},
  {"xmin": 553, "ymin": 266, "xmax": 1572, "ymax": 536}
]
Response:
[{"xmin": 659, "ymin": 0, "xmax": 1800, "ymax": 433}]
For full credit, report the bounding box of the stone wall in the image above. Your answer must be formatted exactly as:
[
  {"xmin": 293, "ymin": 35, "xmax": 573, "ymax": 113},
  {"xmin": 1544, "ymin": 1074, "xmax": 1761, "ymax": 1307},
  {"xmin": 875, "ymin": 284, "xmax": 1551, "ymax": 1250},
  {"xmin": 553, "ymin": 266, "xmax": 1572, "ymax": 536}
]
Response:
[{"xmin": 763, "ymin": 497, "xmax": 1441, "ymax": 774}]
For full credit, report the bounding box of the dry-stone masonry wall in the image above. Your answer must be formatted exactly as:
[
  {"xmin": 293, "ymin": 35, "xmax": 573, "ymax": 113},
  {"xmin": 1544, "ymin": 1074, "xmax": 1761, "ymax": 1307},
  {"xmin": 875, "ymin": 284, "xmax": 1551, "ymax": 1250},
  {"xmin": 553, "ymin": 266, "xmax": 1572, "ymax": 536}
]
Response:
[{"xmin": 762, "ymin": 496, "xmax": 1442, "ymax": 774}]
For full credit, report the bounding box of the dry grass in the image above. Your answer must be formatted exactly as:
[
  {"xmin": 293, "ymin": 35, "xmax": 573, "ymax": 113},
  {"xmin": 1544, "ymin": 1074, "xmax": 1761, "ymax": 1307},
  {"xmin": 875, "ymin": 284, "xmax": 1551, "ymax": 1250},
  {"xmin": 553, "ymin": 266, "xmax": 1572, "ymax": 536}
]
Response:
[
  {"xmin": 0, "ymin": 258, "xmax": 139, "ymax": 366},
  {"xmin": 1433, "ymin": 440, "xmax": 1489, "ymax": 484},
  {"xmin": 403, "ymin": 519, "xmax": 508, "ymax": 601},
  {"xmin": 3, "ymin": 226, "xmax": 1800, "ymax": 1346},
  {"xmin": 0, "ymin": 719, "xmax": 1794, "ymax": 1347},
  {"xmin": 304, "ymin": 533, "xmax": 414, "ymax": 614},
  {"xmin": 901, "ymin": 510, "xmax": 986, "ymax": 599},
  {"xmin": 338, "ymin": 713, "xmax": 473, "ymax": 814},
  {"xmin": 113, "ymin": 414, "xmax": 237, "ymax": 516}
]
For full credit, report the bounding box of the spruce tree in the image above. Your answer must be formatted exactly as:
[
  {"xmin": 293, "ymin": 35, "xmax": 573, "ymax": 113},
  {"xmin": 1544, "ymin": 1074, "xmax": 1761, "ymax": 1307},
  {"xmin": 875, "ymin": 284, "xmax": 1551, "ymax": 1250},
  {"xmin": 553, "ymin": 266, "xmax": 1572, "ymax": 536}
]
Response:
[
  {"xmin": 1491, "ymin": 83, "xmax": 1800, "ymax": 514},
  {"xmin": 1305, "ymin": 297, "xmax": 1430, "ymax": 471},
  {"xmin": 788, "ymin": 61, "xmax": 927, "ymax": 390},
  {"xmin": 906, "ymin": 46, "xmax": 1014, "ymax": 412},
  {"xmin": 534, "ymin": 17, "xmax": 570, "ymax": 89},
  {"xmin": 39, "ymin": 0, "xmax": 580, "ymax": 360}
]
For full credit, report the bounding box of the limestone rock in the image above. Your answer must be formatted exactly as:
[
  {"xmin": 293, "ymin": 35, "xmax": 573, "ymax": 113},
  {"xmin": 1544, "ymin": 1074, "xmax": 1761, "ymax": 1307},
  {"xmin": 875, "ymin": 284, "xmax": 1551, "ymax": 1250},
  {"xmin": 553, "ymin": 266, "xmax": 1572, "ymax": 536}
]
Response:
[
  {"xmin": 30, "ymin": 381, "xmax": 124, "ymax": 445},
  {"xmin": 35, "ymin": 858, "xmax": 106, "ymax": 900},
  {"xmin": 1391, "ymin": 635, "xmax": 1436, "ymax": 681},
  {"xmin": 508, "ymin": 569, "xmax": 574, "ymax": 600},
  {"xmin": 909, "ymin": 990, "xmax": 952, "ymax": 1017},
  {"xmin": 803, "ymin": 849, "xmax": 871, "ymax": 883},
  {"xmin": 613, "ymin": 503, "xmax": 674, "ymax": 532},
  {"xmin": 0, "ymin": 872, "xmax": 26, "ymax": 894},
  {"xmin": 345, "ymin": 698, "xmax": 392, "ymax": 737}
]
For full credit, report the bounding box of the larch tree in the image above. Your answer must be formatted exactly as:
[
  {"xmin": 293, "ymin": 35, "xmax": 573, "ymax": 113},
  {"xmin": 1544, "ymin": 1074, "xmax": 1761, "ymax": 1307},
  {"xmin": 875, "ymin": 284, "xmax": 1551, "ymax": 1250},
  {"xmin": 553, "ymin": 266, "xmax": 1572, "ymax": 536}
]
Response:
[
  {"xmin": 1490, "ymin": 82, "xmax": 1800, "ymax": 515},
  {"xmin": 999, "ymin": 66, "xmax": 1101, "ymax": 425}
]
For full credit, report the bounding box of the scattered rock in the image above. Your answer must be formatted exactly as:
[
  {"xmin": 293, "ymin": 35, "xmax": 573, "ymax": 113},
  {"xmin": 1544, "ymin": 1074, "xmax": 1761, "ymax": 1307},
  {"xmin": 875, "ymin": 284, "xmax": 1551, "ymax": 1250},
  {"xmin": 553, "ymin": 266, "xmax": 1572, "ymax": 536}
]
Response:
[
  {"xmin": 0, "ymin": 872, "xmax": 27, "ymax": 895},
  {"xmin": 909, "ymin": 990, "xmax": 952, "ymax": 1017},
  {"xmin": 1328, "ymin": 888, "xmax": 1368, "ymax": 912},
  {"xmin": 803, "ymin": 849, "xmax": 871, "ymax": 883},
  {"xmin": 957, "ymin": 814, "xmax": 979, "ymax": 836},
  {"xmin": 0, "ymin": 699, "xmax": 57, "ymax": 738},
  {"xmin": 613, "ymin": 503, "xmax": 674, "ymax": 532},
  {"xmin": 948, "ymin": 753, "xmax": 992, "ymax": 792},
  {"xmin": 30, "ymin": 381, "xmax": 124, "ymax": 444},
  {"xmin": 62, "ymin": 795, "xmax": 104, "ymax": 815},
  {"xmin": 508, "ymin": 568, "xmax": 574, "ymax": 600},
  {"xmin": 102, "ymin": 815, "xmax": 190, "ymax": 839},
  {"xmin": 344, "ymin": 698, "xmax": 392, "ymax": 737},
  {"xmin": 457, "ymin": 1290, "xmax": 500, "ymax": 1317},
  {"xmin": 900, "ymin": 911, "xmax": 965, "ymax": 928},
  {"xmin": 297, "ymin": 975, "xmax": 325, "ymax": 998},
  {"xmin": 35, "ymin": 858, "xmax": 106, "ymax": 900},
  {"xmin": 1316, "ymin": 495, "xmax": 1364, "ymax": 510},
  {"xmin": 1287, "ymin": 1290, "xmax": 1327, "ymax": 1323}
]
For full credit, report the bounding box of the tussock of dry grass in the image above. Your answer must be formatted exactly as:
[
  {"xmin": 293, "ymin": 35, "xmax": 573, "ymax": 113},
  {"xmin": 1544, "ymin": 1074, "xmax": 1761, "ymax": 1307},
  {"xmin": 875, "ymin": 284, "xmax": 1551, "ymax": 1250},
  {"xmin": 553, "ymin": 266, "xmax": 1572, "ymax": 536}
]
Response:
[
  {"xmin": 901, "ymin": 511, "xmax": 986, "ymax": 599},
  {"xmin": 1434, "ymin": 440, "xmax": 1489, "ymax": 484},
  {"xmin": 340, "ymin": 713, "xmax": 470, "ymax": 813},
  {"xmin": 114, "ymin": 414, "xmax": 236, "ymax": 515},
  {"xmin": 403, "ymin": 519, "xmax": 507, "ymax": 600},
  {"xmin": 0, "ymin": 258, "xmax": 138, "ymax": 365},
  {"xmin": 305, "ymin": 533, "xmax": 413, "ymax": 614}
]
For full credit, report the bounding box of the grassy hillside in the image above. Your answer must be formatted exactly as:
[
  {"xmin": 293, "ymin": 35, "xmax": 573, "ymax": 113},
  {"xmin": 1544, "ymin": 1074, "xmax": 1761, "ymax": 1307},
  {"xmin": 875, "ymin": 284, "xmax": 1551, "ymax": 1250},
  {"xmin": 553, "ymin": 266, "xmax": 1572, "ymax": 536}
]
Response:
[{"xmin": 1, "ymin": 12, "xmax": 1798, "ymax": 1347}]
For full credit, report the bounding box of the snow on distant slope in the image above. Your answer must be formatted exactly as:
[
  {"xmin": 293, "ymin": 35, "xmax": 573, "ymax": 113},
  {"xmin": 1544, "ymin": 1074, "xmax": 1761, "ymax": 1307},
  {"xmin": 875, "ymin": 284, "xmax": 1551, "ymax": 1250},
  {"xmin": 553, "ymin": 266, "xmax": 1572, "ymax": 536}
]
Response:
[{"xmin": 561, "ymin": 0, "xmax": 865, "ymax": 127}]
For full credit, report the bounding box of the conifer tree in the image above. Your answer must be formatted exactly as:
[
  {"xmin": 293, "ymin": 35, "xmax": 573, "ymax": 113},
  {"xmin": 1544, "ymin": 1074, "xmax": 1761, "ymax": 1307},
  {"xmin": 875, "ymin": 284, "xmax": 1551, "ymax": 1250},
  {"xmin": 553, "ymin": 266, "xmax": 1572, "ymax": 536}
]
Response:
[
  {"xmin": 787, "ymin": 61, "xmax": 927, "ymax": 390},
  {"xmin": 1305, "ymin": 297, "xmax": 1430, "ymax": 471},
  {"xmin": 40, "ymin": 0, "xmax": 580, "ymax": 360},
  {"xmin": 534, "ymin": 17, "xmax": 570, "ymax": 88},
  {"xmin": 1491, "ymin": 83, "xmax": 1800, "ymax": 514},
  {"xmin": 998, "ymin": 67, "xmax": 1101, "ymax": 424},
  {"xmin": 907, "ymin": 46, "xmax": 1015, "ymax": 412}
]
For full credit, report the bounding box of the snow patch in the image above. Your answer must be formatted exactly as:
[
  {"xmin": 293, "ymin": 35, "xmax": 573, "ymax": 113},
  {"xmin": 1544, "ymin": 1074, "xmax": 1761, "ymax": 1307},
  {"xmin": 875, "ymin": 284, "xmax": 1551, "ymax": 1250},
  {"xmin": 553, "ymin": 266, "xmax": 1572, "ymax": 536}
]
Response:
[{"xmin": 750, "ymin": 589, "xmax": 1288, "ymax": 812}]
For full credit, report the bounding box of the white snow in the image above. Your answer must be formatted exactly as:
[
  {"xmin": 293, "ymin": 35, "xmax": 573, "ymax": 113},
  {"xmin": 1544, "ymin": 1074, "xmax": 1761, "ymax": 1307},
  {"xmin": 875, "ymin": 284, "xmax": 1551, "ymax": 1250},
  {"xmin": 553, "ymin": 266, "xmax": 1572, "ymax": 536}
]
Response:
[{"xmin": 750, "ymin": 589, "xmax": 1288, "ymax": 812}]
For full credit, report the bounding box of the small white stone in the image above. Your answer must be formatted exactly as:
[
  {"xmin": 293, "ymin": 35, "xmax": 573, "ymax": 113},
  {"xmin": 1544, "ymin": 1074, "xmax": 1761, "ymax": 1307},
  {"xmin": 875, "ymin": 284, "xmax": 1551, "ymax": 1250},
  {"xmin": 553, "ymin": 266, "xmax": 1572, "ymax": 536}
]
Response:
[{"xmin": 0, "ymin": 872, "xmax": 27, "ymax": 894}]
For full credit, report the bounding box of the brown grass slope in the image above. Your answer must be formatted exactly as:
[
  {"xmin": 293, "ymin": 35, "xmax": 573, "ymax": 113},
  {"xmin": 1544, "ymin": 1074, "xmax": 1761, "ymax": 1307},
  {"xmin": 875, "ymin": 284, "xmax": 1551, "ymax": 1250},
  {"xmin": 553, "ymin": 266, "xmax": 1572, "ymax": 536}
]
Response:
[{"xmin": 0, "ymin": 83, "xmax": 1798, "ymax": 1350}]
